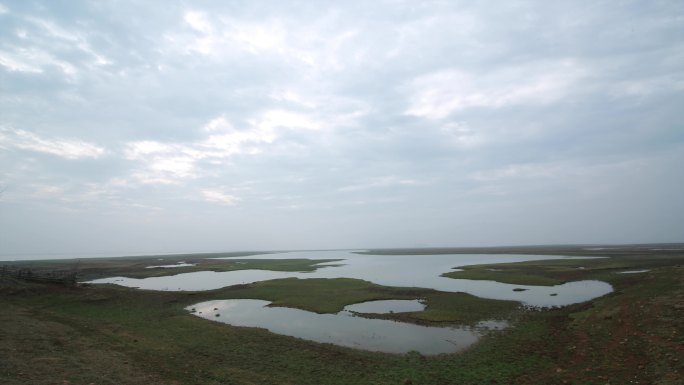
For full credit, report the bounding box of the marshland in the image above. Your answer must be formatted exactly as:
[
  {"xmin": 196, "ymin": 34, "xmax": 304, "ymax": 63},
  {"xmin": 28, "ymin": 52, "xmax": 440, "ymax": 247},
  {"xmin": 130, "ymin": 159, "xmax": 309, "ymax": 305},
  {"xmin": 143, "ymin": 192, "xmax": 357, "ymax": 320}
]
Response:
[{"xmin": 2, "ymin": 244, "xmax": 682, "ymax": 384}]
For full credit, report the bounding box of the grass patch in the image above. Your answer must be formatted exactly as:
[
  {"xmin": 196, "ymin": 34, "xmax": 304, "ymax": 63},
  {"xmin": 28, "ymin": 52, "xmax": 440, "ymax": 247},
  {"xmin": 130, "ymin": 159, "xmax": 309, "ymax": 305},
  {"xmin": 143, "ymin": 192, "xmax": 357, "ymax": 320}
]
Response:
[
  {"xmin": 442, "ymin": 254, "xmax": 684, "ymax": 286},
  {"xmin": 2, "ymin": 246, "xmax": 683, "ymax": 384},
  {"xmin": 5, "ymin": 263, "xmax": 681, "ymax": 384},
  {"xmin": 3, "ymin": 255, "xmax": 339, "ymax": 281},
  {"xmin": 203, "ymin": 277, "xmax": 519, "ymax": 324},
  {"xmin": 119, "ymin": 258, "xmax": 342, "ymax": 279},
  {"xmin": 0, "ymin": 276, "xmax": 520, "ymax": 385},
  {"xmin": 445, "ymin": 268, "xmax": 562, "ymax": 285}
]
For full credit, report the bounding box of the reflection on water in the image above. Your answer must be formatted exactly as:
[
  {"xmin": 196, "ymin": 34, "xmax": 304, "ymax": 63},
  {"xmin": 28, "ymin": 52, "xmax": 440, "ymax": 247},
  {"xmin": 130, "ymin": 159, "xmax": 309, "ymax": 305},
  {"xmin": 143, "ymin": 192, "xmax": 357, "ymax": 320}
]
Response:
[
  {"xmin": 475, "ymin": 319, "xmax": 508, "ymax": 330},
  {"xmin": 343, "ymin": 299, "xmax": 425, "ymax": 314},
  {"xmin": 189, "ymin": 299, "xmax": 485, "ymax": 354},
  {"xmin": 89, "ymin": 250, "xmax": 613, "ymax": 307},
  {"xmin": 145, "ymin": 262, "xmax": 196, "ymax": 269}
]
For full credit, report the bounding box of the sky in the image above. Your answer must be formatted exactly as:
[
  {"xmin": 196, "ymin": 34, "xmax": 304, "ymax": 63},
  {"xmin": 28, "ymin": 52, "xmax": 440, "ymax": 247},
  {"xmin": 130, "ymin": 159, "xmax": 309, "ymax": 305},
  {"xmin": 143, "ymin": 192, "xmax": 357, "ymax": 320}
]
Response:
[{"xmin": 1, "ymin": 1, "xmax": 683, "ymax": 259}]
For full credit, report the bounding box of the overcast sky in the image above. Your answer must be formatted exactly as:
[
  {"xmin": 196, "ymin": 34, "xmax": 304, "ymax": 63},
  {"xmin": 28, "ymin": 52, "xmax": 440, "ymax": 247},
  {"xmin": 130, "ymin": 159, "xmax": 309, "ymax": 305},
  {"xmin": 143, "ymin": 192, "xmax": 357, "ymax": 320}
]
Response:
[{"xmin": 1, "ymin": 1, "xmax": 683, "ymax": 259}]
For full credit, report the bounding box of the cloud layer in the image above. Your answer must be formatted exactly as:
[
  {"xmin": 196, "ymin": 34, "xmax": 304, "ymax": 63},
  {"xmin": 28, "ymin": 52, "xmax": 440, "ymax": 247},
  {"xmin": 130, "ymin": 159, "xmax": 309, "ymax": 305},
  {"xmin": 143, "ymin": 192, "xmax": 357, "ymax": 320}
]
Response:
[{"xmin": 1, "ymin": 0, "xmax": 682, "ymax": 257}]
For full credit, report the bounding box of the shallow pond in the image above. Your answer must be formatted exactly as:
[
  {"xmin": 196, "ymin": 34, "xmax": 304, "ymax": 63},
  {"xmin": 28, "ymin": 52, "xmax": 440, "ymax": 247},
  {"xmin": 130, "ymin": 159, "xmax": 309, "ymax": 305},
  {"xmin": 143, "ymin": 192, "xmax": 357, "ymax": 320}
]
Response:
[
  {"xmin": 89, "ymin": 250, "xmax": 613, "ymax": 307},
  {"xmin": 188, "ymin": 299, "xmax": 485, "ymax": 354}
]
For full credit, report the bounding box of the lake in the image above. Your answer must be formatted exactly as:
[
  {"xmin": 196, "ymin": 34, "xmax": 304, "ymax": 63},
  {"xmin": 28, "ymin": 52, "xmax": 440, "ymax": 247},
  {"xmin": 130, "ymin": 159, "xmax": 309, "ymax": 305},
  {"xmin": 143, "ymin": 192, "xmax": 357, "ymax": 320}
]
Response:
[
  {"xmin": 89, "ymin": 250, "xmax": 613, "ymax": 307},
  {"xmin": 88, "ymin": 250, "xmax": 613, "ymax": 354},
  {"xmin": 188, "ymin": 299, "xmax": 486, "ymax": 354}
]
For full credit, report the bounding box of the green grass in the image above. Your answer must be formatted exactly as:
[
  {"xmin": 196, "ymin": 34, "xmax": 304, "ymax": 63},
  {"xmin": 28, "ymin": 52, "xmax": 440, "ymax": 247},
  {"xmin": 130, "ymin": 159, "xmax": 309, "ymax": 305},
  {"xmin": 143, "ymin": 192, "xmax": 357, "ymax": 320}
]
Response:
[
  {"xmin": 202, "ymin": 277, "xmax": 519, "ymax": 324},
  {"xmin": 444, "ymin": 268, "xmax": 562, "ymax": 285},
  {"xmin": 118, "ymin": 258, "xmax": 342, "ymax": 279},
  {"xmin": 211, "ymin": 277, "xmax": 418, "ymax": 314},
  {"xmin": 3, "ymin": 256, "xmax": 339, "ymax": 280},
  {"xmin": 2, "ymin": 246, "xmax": 683, "ymax": 384},
  {"xmin": 0, "ymin": 277, "xmax": 521, "ymax": 385},
  {"xmin": 442, "ymin": 254, "xmax": 683, "ymax": 286},
  {"xmin": 5, "ymin": 264, "xmax": 681, "ymax": 384}
]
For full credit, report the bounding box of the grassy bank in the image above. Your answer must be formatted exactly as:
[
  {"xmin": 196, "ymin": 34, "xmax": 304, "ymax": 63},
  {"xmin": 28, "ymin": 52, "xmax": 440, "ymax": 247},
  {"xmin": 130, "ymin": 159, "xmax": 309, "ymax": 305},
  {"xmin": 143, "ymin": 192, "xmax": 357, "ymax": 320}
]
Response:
[
  {"xmin": 199, "ymin": 277, "xmax": 520, "ymax": 324},
  {"xmin": 442, "ymin": 254, "xmax": 682, "ymax": 286},
  {"xmin": 3, "ymin": 254, "xmax": 338, "ymax": 281},
  {"xmin": 0, "ymin": 276, "xmax": 520, "ymax": 385},
  {"xmin": 1, "ymin": 246, "xmax": 683, "ymax": 384}
]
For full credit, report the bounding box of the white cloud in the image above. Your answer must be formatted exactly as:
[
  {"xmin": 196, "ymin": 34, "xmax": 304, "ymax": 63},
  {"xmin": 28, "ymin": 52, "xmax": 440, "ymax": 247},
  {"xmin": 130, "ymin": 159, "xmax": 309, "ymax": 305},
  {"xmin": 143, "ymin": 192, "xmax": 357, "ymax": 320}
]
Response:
[
  {"xmin": 203, "ymin": 116, "xmax": 234, "ymax": 132},
  {"xmin": 468, "ymin": 159, "xmax": 647, "ymax": 184},
  {"xmin": 124, "ymin": 141, "xmax": 201, "ymax": 184},
  {"xmin": 171, "ymin": 10, "xmax": 366, "ymax": 75},
  {"xmin": 406, "ymin": 60, "xmax": 586, "ymax": 119},
  {"xmin": 253, "ymin": 109, "xmax": 322, "ymax": 131},
  {"xmin": 0, "ymin": 49, "xmax": 45, "ymax": 73},
  {"xmin": 201, "ymin": 115, "xmax": 277, "ymax": 156},
  {"xmin": 439, "ymin": 122, "xmax": 484, "ymax": 148},
  {"xmin": 179, "ymin": 12, "xmax": 286, "ymax": 57},
  {"xmin": 470, "ymin": 163, "xmax": 567, "ymax": 182},
  {"xmin": 0, "ymin": 16, "xmax": 110, "ymax": 77},
  {"xmin": 201, "ymin": 189, "xmax": 240, "ymax": 205},
  {"xmin": 148, "ymin": 156, "xmax": 196, "ymax": 178},
  {"xmin": 270, "ymin": 89, "xmax": 317, "ymax": 108},
  {"xmin": 611, "ymin": 74, "xmax": 684, "ymax": 98},
  {"xmin": 339, "ymin": 176, "xmax": 425, "ymax": 192},
  {"xmin": 230, "ymin": 21, "xmax": 285, "ymax": 53},
  {"xmin": 2, "ymin": 1, "xmax": 683, "ymax": 253},
  {"xmin": 31, "ymin": 184, "xmax": 66, "ymax": 197},
  {"xmin": 123, "ymin": 110, "xmax": 325, "ymax": 185},
  {"xmin": 0, "ymin": 129, "xmax": 106, "ymax": 159},
  {"xmin": 184, "ymin": 11, "xmax": 212, "ymax": 34},
  {"xmin": 124, "ymin": 140, "xmax": 177, "ymax": 157}
]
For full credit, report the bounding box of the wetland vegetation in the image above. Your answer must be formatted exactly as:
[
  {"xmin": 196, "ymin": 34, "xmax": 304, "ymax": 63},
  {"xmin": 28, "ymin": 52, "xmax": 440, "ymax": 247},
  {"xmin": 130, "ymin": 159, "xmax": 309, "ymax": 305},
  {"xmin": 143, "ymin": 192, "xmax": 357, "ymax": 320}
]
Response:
[{"xmin": 1, "ymin": 245, "xmax": 683, "ymax": 384}]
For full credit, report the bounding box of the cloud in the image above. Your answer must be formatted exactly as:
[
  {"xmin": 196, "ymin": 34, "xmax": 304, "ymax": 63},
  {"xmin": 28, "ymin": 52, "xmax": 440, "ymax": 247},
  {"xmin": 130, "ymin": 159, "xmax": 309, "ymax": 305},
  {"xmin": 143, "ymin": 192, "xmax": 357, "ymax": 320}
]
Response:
[
  {"xmin": 177, "ymin": 11, "xmax": 287, "ymax": 57},
  {"xmin": 201, "ymin": 189, "xmax": 240, "ymax": 205},
  {"xmin": 469, "ymin": 163, "xmax": 568, "ymax": 182},
  {"xmin": 339, "ymin": 176, "xmax": 425, "ymax": 192},
  {"xmin": 0, "ymin": 50, "xmax": 44, "ymax": 73},
  {"xmin": 439, "ymin": 122, "xmax": 485, "ymax": 148},
  {"xmin": 124, "ymin": 141, "xmax": 200, "ymax": 184},
  {"xmin": 252, "ymin": 109, "xmax": 322, "ymax": 131},
  {"xmin": 122, "ymin": 109, "xmax": 328, "ymax": 185},
  {"xmin": 169, "ymin": 7, "xmax": 367, "ymax": 75},
  {"xmin": 269, "ymin": 89, "xmax": 317, "ymax": 108},
  {"xmin": 405, "ymin": 60, "xmax": 586, "ymax": 119},
  {"xmin": 184, "ymin": 11, "xmax": 212, "ymax": 34},
  {"xmin": 1, "ymin": 1, "xmax": 683, "ymax": 255},
  {"xmin": 0, "ymin": 13, "xmax": 110, "ymax": 78},
  {"xmin": 610, "ymin": 75, "xmax": 684, "ymax": 98},
  {"xmin": 31, "ymin": 184, "xmax": 66, "ymax": 197},
  {"xmin": 0, "ymin": 128, "xmax": 106, "ymax": 159}
]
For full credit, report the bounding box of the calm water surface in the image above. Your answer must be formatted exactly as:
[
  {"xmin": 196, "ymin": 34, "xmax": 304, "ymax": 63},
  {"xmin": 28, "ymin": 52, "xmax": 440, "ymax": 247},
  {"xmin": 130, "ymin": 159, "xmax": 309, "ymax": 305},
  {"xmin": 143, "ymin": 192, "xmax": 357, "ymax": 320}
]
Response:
[
  {"xmin": 189, "ymin": 299, "xmax": 482, "ymax": 354},
  {"xmin": 145, "ymin": 262, "xmax": 196, "ymax": 269},
  {"xmin": 89, "ymin": 250, "xmax": 612, "ymax": 307}
]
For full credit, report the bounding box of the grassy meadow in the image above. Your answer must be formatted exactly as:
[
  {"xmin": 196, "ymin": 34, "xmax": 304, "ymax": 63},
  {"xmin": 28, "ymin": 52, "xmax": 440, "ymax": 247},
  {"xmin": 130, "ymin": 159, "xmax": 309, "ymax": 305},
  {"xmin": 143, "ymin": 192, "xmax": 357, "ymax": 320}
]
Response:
[{"xmin": 1, "ymin": 246, "xmax": 683, "ymax": 384}]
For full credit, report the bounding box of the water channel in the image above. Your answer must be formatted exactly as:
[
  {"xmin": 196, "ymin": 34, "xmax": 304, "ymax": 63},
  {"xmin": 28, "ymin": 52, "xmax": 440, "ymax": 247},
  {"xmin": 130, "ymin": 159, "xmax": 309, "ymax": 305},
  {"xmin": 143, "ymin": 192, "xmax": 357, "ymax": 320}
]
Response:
[
  {"xmin": 89, "ymin": 250, "xmax": 613, "ymax": 307},
  {"xmin": 189, "ymin": 299, "xmax": 483, "ymax": 354},
  {"xmin": 89, "ymin": 250, "xmax": 613, "ymax": 354}
]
